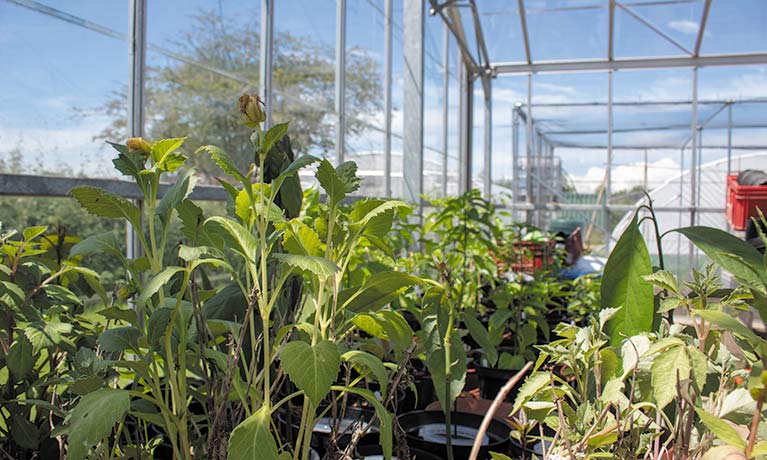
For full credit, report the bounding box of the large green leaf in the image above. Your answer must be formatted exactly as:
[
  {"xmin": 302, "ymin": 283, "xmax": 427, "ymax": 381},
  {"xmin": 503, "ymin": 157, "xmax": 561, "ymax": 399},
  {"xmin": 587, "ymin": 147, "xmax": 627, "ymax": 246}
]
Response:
[
  {"xmin": 674, "ymin": 226, "xmax": 766, "ymax": 290},
  {"xmin": 464, "ymin": 313, "xmax": 498, "ymax": 367},
  {"xmin": 336, "ymin": 161, "xmax": 362, "ymax": 194},
  {"xmin": 339, "ymin": 271, "xmax": 421, "ymax": 314},
  {"xmin": 260, "ymin": 121, "xmax": 290, "ymax": 158},
  {"xmin": 691, "ymin": 309, "xmax": 762, "ymax": 344},
  {"xmin": 228, "ymin": 407, "xmax": 279, "ymax": 460},
  {"xmin": 273, "ymin": 253, "xmax": 339, "ymax": 281},
  {"xmin": 280, "ymin": 340, "xmax": 341, "ymax": 406},
  {"xmin": 24, "ymin": 321, "xmax": 73, "ymax": 353},
  {"xmin": 7, "ymin": 334, "xmax": 34, "ymax": 377},
  {"xmin": 421, "ymin": 315, "xmax": 466, "ymax": 414},
  {"xmin": 135, "ymin": 266, "xmax": 185, "ymax": 309},
  {"xmin": 151, "ymin": 137, "xmax": 186, "ymax": 166},
  {"xmin": 512, "ymin": 371, "xmax": 551, "ymax": 416},
  {"xmin": 157, "ymin": 168, "xmax": 197, "ymax": 225},
  {"xmin": 695, "ymin": 408, "xmax": 747, "ymax": 449},
  {"xmin": 650, "ymin": 345, "xmax": 690, "ymax": 409},
  {"xmin": 99, "ymin": 326, "xmax": 141, "ymax": 354},
  {"xmin": 342, "ymin": 350, "xmax": 389, "ymax": 395},
  {"xmin": 315, "ymin": 159, "xmax": 346, "ymax": 206},
  {"xmin": 281, "ymin": 221, "xmax": 323, "ymax": 257},
  {"xmin": 602, "ymin": 214, "xmax": 655, "ymax": 346},
  {"xmin": 270, "ymin": 154, "xmax": 320, "ymax": 196},
  {"xmin": 70, "ymin": 186, "xmax": 141, "ymax": 229},
  {"xmin": 197, "ymin": 145, "xmax": 249, "ymax": 188},
  {"xmin": 70, "ymin": 232, "xmax": 124, "ymax": 259},
  {"xmin": 204, "ymin": 217, "xmax": 258, "ymax": 263},
  {"xmin": 67, "ymin": 389, "xmax": 130, "ymax": 460}
]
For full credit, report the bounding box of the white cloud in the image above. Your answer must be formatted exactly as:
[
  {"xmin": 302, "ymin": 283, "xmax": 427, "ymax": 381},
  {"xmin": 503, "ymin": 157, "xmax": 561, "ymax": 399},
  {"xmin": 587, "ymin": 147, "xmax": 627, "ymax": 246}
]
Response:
[
  {"xmin": 567, "ymin": 157, "xmax": 680, "ymax": 194},
  {"xmin": 668, "ymin": 20, "xmax": 699, "ymax": 35}
]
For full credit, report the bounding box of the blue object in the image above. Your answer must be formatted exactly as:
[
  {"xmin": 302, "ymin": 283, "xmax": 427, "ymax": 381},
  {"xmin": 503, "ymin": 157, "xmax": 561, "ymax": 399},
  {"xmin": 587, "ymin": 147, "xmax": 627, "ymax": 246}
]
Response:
[{"xmin": 558, "ymin": 255, "xmax": 606, "ymax": 280}]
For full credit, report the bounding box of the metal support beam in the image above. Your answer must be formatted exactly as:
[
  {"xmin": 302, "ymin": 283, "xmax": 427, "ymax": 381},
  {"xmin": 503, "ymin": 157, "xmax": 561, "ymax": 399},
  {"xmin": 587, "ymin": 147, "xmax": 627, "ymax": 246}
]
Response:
[
  {"xmin": 525, "ymin": 73, "xmax": 533, "ymax": 224},
  {"xmin": 127, "ymin": 0, "xmax": 146, "ymax": 263},
  {"xmin": 441, "ymin": 21, "xmax": 449, "ymax": 197},
  {"xmin": 429, "ymin": 0, "xmax": 479, "ymax": 75},
  {"xmin": 694, "ymin": 0, "xmax": 712, "ymax": 57},
  {"xmin": 518, "ymin": 0, "xmax": 532, "ymax": 64},
  {"xmin": 689, "ymin": 67, "xmax": 699, "ymax": 264},
  {"xmin": 483, "ymin": 78, "xmax": 492, "ymax": 198},
  {"xmin": 260, "ymin": 0, "xmax": 274, "ymax": 127},
  {"xmin": 512, "ymin": 104, "xmax": 521, "ymax": 221},
  {"xmin": 335, "ymin": 0, "xmax": 346, "ymax": 163},
  {"xmin": 384, "ymin": 0, "xmax": 393, "ymax": 197},
  {"xmin": 403, "ymin": 0, "xmax": 424, "ymax": 206},
  {"xmin": 458, "ymin": 58, "xmax": 474, "ymax": 193},
  {"xmin": 727, "ymin": 102, "xmax": 733, "ymax": 176},
  {"xmin": 493, "ymin": 52, "xmax": 767, "ymax": 74},
  {"xmin": 608, "ymin": 0, "xmax": 615, "ymax": 60},
  {"xmin": 606, "ymin": 70, "xmax": 614, "ymax": 252}
]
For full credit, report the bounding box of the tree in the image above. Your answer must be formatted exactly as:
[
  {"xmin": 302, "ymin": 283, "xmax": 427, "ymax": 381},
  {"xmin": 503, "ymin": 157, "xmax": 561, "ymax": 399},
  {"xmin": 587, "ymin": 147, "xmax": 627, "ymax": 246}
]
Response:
[{"xmin": 99, "ymin": 11, "xmax": 383, "ymax": 182}]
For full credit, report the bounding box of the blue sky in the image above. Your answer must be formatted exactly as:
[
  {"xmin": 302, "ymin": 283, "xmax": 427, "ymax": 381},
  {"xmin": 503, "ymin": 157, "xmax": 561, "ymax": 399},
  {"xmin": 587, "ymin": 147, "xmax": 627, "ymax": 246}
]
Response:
[{"xmin": 1, "ymin": 0, "xmax": 766, "ymax": 193}]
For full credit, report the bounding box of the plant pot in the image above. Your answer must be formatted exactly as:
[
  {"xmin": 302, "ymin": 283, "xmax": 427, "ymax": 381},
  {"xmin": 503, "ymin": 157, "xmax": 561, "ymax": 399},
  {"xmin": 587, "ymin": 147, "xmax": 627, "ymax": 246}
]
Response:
[
  {"xmin": 353, "ymin": 444, "xmax": 443, "ymax": 460},
  {"xmin": 397, "ymin": 410, "xmax": 512, "ymax": 460},
  {"xmin": 475, "ymin": 365, "xmax": 520, "ymax": 402}
]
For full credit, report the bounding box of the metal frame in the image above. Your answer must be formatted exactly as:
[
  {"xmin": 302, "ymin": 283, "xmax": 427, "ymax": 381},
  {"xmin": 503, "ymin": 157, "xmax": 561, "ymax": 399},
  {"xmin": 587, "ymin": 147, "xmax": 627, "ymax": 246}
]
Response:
[
  {"xmin": 335, "ymin": 0, "xmax": 346, "ymax": 163},
  {"xmin": 403, "ymin": 0, "xmax": 425, "ymax": 207},
  {"xmin": 260, "ymin": 0, "xmax": 274, "ymax": 128}
]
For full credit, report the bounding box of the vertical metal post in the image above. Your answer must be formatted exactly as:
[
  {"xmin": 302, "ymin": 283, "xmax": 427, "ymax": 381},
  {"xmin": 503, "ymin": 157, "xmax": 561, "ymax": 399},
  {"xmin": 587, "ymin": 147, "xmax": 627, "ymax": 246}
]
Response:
[
  {"xmin": 384, "ymin": 0, "xmax": 393, "ymax": 197},
  {"xmin": 458, "ymin": 58, "xmax": 473, "ymax": 193},
  {"xmin": 335, "ymin": 0, "xmax": 346, "ymax": 163},
  {"xmin": 606, "ymin": 70, "xmax": 614, "ymax": 252},
  {"xmin": 403, "ymin": 0, "xmax": 424, "ymax": 207},
  {"xmin": 127, "ymin": 0, "xmax": 146, "ymax": 262},
  {"xmin": 689, "ymin": 67, "xmax": 699, "ymax": 266},
  {"xmin": 535, "ymin": 130, "xmax": 543, "ymax": 227},
  {"xmin": 441, "ymin": 21, "xmax": 449, "ymax": 197},
  {"xmin": 727, "ymin": 102, "xmax": 733, "ymax": 177},
  {"xmin": 483, "ymin": 78, "xmax": 492, "ymax": 199},
  {"xmin": 260, "ymin": 0, "xmax": 274, "ymax": 128},
  {"xmin": 643, "ymin": 149, "xmax": 648, "ymax": 191},
  {"xmin": 512, "ymin": 104, "xmax": 521, "ymax": 222},
  {"xmin": 697, "ymin": 127, "xmax": 703, "ymax": 219},
  {"xmin": 525, "ymin": 73, "xmax": 533, "ymax": 223}
]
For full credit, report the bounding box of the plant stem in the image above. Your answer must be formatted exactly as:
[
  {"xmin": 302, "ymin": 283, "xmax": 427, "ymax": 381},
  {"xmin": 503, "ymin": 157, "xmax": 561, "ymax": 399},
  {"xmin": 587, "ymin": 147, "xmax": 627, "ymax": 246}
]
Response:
[{"xmin": 745, "ymin": 386, "xmax": 765, "ymax": 459}]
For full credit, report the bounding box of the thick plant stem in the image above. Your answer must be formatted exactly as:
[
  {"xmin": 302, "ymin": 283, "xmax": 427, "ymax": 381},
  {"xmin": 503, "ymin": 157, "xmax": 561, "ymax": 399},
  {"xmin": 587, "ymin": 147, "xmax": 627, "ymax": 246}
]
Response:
[{"xmin": 443, "ymin": 305, "xmax": 456, "ymax": 460}]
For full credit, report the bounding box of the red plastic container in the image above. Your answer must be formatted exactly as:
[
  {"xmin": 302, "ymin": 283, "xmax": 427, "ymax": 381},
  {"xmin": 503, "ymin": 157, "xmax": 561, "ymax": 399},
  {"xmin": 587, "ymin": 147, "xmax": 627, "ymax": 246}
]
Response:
[{"xmin": 726, "ymin": 174, "xmax": 767, "ymax": 231}]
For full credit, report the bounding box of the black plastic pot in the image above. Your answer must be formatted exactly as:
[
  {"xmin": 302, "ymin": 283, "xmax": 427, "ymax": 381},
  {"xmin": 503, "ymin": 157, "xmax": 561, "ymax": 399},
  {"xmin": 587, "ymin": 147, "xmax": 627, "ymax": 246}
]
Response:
[
  {"xmin": 354, "ymin": 444, "xmax": 443, "ymax": 460},
  {"xmin": 475, "ymin": 365, "xmax": 518, "ymax": 402},
  {"xmin": 397, "ymin": 410, "xmax": 512, "ymax": 460}
]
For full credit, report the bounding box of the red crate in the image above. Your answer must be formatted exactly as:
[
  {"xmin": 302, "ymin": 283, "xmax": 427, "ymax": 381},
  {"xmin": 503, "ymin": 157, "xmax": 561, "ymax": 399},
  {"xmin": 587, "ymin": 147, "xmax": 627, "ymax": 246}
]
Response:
[{"xmin": 726, "ymin": 174, "xmax": 767, "ymax": 231}]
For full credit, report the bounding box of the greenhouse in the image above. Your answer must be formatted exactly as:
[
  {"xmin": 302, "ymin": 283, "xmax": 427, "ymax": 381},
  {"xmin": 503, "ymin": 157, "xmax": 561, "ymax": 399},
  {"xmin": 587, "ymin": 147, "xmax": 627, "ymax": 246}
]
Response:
[{"xmin": 1, "ymin": 1, "xmax": 766, "ymax": 459}]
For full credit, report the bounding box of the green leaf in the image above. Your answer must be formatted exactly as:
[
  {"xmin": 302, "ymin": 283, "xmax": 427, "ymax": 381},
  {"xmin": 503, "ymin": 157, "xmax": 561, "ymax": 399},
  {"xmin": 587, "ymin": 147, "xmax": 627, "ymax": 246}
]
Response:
[
  {"xmin": 602, "ymin": 213, "xmax": 655, "ymax": 346},
  {"xmin": 157, "ymin": 168, "xmax": 197, "ymax": 225},
  {"xmin": 227, "ymin": 406, "xmax": 279, "ymax": 460},
  {"xmin": 650, "ymin": 345, "xmax": 689, "ymax": 409},
  {"xmin": 197, "ymin": 145, "xmax": 249, "ymax": 188},
  {"xmin": 136, "ymin": 266, "xmax": 185, "ymax": 309},
  {"xmin": 674, "ymin": 227, "xmax": 765, "ymax": 290},
  {"xmin": 176, "ymin": 199, "xmax": 208, "ymax": 243},
  {"xmin": 464, "ymin": 313, "xmax": 498, "ymax": 367},
  {"xmin": 7, "ymin": 334, "xmax": 34, "ymax": 377},
  {"xmin": 67, "ymin": 389, "xmax": 130, "ymax": 460},
  {"xmin": 70, "ymin": 232, "xmax": 124, "ymax": 259},
  {"xmin": 10, "ymin": 416, "xmax": 38, "ymax": 450},
  {"xmin": 339, "ymin": 271, "xmax": 421, "ymax": 314},
  {"xmin": 336, "ymin": 161, "xmax": 361, "ymax": 194},
  {"xmin": 151, "ymin": 137, "xmax": 186, "ymax": 165},
  {"xmin": 642, "ymin": 270, "xmax": 680, "ymax": 295},
  {"xmin": 342, "ymin": 350, "xmax": 389, "ymax": 395},
  {"xmin": 424, "ymin": 327, "xmax": 466, "ymax": 414},
  {"xmin": 272, "ymin": 253, "xmax": 339, "ymax": 280},
  {"xmin": 695, "ymin": 408, "xmax": 747, "ymax": 449},
  {"xmin": 44, "ymin": 284, "xmax": 82, "ymax": 305},
  {"xmin": 204, "ymin": 217, "xmax": 258, "ymax": 264},
  {"xmin": 316, "ymin": 158, "xmax": 346, "ymax": 206},
  {"xmin": 23, "ymin": 226, "xmax": 47, "ymax": 241},
  {"xmin": 260, "ymin": 121, "xmax": 290, "ymax": 157},
  {"xmin": 752, "ymin": 441, "xmax": 767, "ymax": 456},
  {"xmin": 99, "ymin": 326, "xmax": 141, "ymax": 353},
  {"xmin": 691, "ymin": 309, "xmax": 762, "ymax": 344},
  {"xmin": 512, "ymin": 371, "xmax": 551, "ymax": 416},
  {"xmin": 280, "ymin": 340, "xmax": 341, "ymax": 406},
  {"xmin": 24, "ymin": 321, "xmax": 73, "ymax": 353},
  {"xmin": 270, "ymin": 154, "xmax": 320, "ymax": 195},
  {"xmin": 70, "ymin": 186, "xmax": 141, "ymax": 229},
  {"xmin": 281, "ymin": 221, "xmax": 323, "ymax": 257}
]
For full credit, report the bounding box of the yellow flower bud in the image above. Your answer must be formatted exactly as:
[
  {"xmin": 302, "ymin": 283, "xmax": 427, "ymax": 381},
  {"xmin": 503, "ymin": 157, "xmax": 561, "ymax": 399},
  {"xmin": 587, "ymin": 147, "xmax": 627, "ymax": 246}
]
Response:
[
  {"xmin": 126, "ymin": 137, "xmax": 151, "ymax": 155},
  {"xmin": 239, "ymin": 93, "xmax": 266, "ymax": 128}
]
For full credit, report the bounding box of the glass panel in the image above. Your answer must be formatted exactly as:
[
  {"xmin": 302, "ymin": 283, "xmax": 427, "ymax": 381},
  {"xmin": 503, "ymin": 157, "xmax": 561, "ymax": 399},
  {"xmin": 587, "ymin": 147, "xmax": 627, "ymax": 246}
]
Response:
[
  {"xmin": 478, "ymin": 2, "xmax": 526, "ymax": 63},
  {"xmin": 614, "ymin": 1, "xmax": 702, "ymax": 57},
  {"xmin": 701, "ymin": 0, "xmax": 767, "ymax": 55},
  {"xmin": 145, "ymin": 1, "xmax": 260, "ymax": 180},
  {"xmin": 345, "ymin": 0, "xmax": 386, "ymax": 196},
  {"xmin": 0, "ymin": 1, "xmax": 128, "ymax": 178},
  {"xmin": 524, "ymin": 5, "xmax": 608, "ymax": 61}
]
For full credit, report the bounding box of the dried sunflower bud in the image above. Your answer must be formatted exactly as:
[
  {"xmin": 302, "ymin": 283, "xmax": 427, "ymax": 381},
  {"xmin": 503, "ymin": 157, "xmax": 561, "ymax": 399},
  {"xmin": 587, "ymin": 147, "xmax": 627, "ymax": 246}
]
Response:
[
  {"xmin": 239, "ymin": 93, "xmax": 266, "ymax": 128},
  {"xmin": 126, "ymin": 137, "xmax": 151, "ymax": 155}
]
